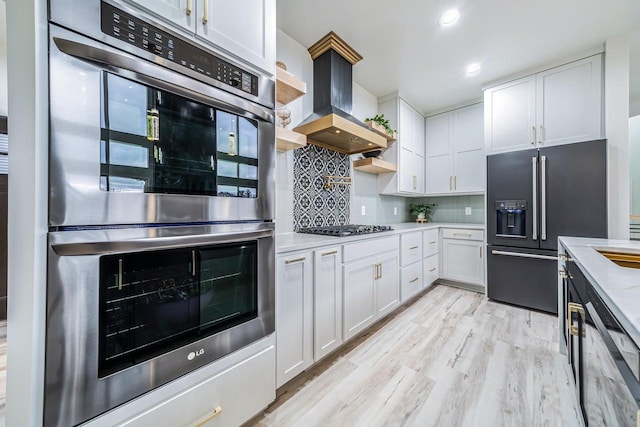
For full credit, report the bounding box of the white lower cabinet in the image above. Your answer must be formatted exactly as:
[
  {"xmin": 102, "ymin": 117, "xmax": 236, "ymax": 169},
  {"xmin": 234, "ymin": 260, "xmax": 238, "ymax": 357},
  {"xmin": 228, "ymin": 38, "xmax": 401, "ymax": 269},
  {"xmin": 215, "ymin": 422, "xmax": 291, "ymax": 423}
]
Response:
[
  {"xmin": 276, "ymin": 252, "xmax": 313, "ymax": 388},
  {"xmin": 314, "ymin": 246, "xmax": 343, "ymax": 361},
  {"xmin": 400, "ymin": 260, "xmax": 423, "ymax": 302},
  {"xmin": 116, "ymin": 343, "xmax": 275, "ymax": 427},
  {"xmin": 343, "ymin": 236, "xmax": 400, "ymax": 341},
  {"xmin": 441, "ymin": 228, "xmax": 485, "ymax": 286}
]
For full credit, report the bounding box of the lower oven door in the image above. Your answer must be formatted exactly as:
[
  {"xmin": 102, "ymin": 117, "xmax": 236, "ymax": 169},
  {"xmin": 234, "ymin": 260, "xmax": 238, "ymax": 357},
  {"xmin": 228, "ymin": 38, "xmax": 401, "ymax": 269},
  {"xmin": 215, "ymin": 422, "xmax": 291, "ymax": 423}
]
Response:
[{"xmin": 44, "ymin": 222, "xmax": 274, "ymax": 427}]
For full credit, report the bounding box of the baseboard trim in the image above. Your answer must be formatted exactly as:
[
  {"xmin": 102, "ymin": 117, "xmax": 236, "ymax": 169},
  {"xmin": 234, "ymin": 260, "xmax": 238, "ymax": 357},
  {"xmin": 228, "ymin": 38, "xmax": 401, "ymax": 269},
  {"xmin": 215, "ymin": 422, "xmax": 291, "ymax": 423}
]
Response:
[{"xmin": 436, "ymin": 279, "xmax": 486, "ymax": 294}]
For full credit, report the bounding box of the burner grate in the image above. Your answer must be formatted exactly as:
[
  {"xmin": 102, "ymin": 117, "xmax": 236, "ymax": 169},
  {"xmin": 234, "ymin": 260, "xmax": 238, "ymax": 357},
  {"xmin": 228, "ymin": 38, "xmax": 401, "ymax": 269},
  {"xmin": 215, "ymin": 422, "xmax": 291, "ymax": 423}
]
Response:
[{"xmin": 297, "ymin": 224, "xmax": 393, "ymax": 237}]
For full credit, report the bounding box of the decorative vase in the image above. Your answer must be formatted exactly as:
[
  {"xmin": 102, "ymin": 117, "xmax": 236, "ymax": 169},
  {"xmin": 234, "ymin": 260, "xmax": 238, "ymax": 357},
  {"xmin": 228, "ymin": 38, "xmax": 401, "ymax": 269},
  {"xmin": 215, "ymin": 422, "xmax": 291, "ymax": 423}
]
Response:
[{"xmin": 417, "ymin": 213, "xmax": 426, "ymax": 220}]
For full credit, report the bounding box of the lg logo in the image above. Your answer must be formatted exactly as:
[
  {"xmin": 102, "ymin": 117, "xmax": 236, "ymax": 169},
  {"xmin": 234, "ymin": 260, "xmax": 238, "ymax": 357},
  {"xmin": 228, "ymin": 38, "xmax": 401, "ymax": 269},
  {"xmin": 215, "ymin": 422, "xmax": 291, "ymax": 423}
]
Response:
[{"xmin": 187, "ymin": 348, "xmax": 205, "ymax": 361}]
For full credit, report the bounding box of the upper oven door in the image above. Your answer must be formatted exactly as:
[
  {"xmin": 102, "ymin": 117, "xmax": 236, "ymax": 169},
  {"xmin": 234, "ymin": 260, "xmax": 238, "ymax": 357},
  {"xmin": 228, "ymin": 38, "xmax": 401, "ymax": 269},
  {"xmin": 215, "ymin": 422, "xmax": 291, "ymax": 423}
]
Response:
[{"xmin": 49, "ymin": 25, "xmax": 275, "ymax": 227}]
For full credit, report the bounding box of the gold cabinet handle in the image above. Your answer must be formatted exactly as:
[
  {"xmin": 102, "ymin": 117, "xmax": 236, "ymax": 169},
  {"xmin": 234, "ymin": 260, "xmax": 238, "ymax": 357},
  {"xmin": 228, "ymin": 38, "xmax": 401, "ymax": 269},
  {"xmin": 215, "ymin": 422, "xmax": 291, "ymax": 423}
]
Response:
[
  {"xmin": 453, "ymin": 232, "xmax": 472, "ymax": 237},
  {"xmin": 409, "ymin": 245, "xmax": 419, "ymax": 250},
  {"xmin": 186, "ymin": 0, "xmax": 192, "ymax": 16},
  {"xmin": 429, "ymin": 267, "xmax": 436, "ymax": 272},
  {"xmin": 322, "ymin": 249, "xmax": 338, "ymax": 256},
  {"xmin": 449, "ymin": 176, "xmax": 452, "ymax": 191},
  {"xmin": 374, "ymin": 263, "xmax": 380, "ymax": 280},
  {"xmin": 568, "ymin": 302, "xmax": 585, "ymax": 337},
  {"xmin": 413, "ymin": 175, "xmax": 417, "ymax": 190},
  {"xmin": 538, "ymin": 125, "xmax": 543, "ymax": 144},
  {"xmin": 559, "ymin": 270, "xmax": 568, "ymax": 279},
  {"xmin": 285, "ymin": 256, "xmax": 306, "ymax": 264},
  {"xmin": 196, "ymin": 406, "xmax": 222, "ymax": 427},
  {"xmin": 379, "ymin": 263, "xmax": 382, "ymax": 279},
  {"xmin": 531, "ymin": 126, "xmax": 535, "ymax": 145},
  {"xmin": 202, "ymin": 0, "xmax": 209, "ymax": 25},
  {"xmin": 409, "ymin": 277, "xmax": 419, "ymax": 283},
  {"xmin": 559, "ymin": 253, "xmax": 573, "ymax": 262},
  {"xmin": 454, "ymin": 176, "xmax": 457, "ymax": 190}
]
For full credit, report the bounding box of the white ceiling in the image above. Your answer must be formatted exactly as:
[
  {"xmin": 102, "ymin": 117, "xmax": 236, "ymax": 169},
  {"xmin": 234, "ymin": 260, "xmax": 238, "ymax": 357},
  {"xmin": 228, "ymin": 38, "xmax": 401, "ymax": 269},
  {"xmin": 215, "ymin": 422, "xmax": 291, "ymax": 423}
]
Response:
[{"xmin": 277, "ymin": 0, "xmax": 640, "ymax": 116}]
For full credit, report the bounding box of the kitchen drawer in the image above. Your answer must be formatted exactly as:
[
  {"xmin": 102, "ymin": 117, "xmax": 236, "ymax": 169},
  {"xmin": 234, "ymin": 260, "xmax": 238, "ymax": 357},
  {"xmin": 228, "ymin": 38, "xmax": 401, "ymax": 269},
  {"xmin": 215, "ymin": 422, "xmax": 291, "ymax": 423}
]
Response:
[
  {"xmin": 120, "ymin": 346, "xmax": 275, "ymax": 427},
  {"xmin": 441, "ymin": 228, "xmax": 484, "ymax": 241},
  {"xmin": 400, "ymin": 261, "xmax": 423, "ymax": 302},
  {"xmin": 400, "ymin": 232, "xmax": 423, "ymax": 267},
  {"xmin": 423, "ymin": 253, "xmax": 439, "ymax": 289},
  {"xmin": 343, "ymin": 235, "xmax": 399, "ymax": 263},
  {"xmin": 423, "ymin": 229, "xmax": 439, "ymax": 257}
]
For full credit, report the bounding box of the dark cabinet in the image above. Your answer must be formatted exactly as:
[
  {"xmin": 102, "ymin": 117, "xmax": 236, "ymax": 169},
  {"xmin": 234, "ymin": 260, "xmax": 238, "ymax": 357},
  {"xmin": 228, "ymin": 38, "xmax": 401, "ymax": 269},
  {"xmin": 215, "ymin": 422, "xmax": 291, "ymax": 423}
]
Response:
[{"xmin": 560, "ymin": 254, "xmax": 640, "ymax": 426}]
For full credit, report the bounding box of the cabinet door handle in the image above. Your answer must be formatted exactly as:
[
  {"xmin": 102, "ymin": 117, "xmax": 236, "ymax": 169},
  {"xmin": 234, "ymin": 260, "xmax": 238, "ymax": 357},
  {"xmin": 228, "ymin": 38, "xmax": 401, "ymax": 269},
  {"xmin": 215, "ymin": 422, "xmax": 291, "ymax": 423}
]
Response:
[
  {"xmin": 454, "ymin": 176, "xmax": 457, "ymax": 190},
  {"xmin": 192, "ymin": 250, "xmax": 197, "ymax": 276},
  {"xmin": 449, "ymin": 176, "xmax": 452, "ymax": 191},
  {"xmin": 196, "ymin": 406, "xmax": 222, "ymax": 427},
  {"xmin": 285, "ymin": 256, "xmax": 306, "ymax": 264},
  {"xmin": 117, "ymin": 258, "xmax": 123, "ymax": 291},
  {"xmin": 409, "ymin": 245, "xmax": 419, "ymax": 250},
  {"xmin": 322, "ymin": 249, "xmax": 338, "ymax": 256},
  {"xmin": 374, "ymin": 263, "xmax": 380, "ymax": 280},
  {"xmin": 480, "ymin": 246, "xmax": 482, "ymax": 258},
  {"xmin": 413, "ymin": 175, "xmax": 417, "ymax": 190},
  {"xmin": 186, "ymin": 0, "xmax": 192, "ymax": 16},
  {"xmin": 531, "ymin": 126, "xmax": 535, "ymax": 145},
  {"xmin": 409, "ymin": 277, "xmax": 419, "ymax": 283},
  {"xmin": 538, "ymin": 125, "xmax": 543, "ymax": 144},
  {"xmin": 379, "ymin": 263, "xmax": 382, "ymax": 279},
  {"xmin": 568, "ymin": 302, "xmax": 585, "ymax": 337},
  {"xmin": 453, "ymin": 232, "xmax": 472, "ymax": 237},
  {"xmin": 202, "ymin": 0, "xmax": 209, "ymax": 25},
  {"xmin": 429, "ymin": 267, "xmax": 436, "ymax": 272},
  {"xmin": 428, "ymin": 240, "xmax": 437, "ymax": 244}
]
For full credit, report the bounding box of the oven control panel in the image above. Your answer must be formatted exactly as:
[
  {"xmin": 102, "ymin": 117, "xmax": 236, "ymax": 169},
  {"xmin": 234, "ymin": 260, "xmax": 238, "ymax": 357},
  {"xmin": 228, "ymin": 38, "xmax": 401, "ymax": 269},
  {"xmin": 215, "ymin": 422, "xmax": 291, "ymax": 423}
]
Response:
[{"xmin": 100, "ymin": 2, "xmax": 258, "ymax": 96}]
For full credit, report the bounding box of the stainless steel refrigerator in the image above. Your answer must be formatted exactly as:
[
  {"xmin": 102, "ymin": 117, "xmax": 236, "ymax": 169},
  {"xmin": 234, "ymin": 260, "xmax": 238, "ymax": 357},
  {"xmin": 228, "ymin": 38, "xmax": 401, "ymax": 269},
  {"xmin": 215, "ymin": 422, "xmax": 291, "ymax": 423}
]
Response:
[{"xmin": 486, "ymin": 139, "xmax": 607, "ymax": 313}]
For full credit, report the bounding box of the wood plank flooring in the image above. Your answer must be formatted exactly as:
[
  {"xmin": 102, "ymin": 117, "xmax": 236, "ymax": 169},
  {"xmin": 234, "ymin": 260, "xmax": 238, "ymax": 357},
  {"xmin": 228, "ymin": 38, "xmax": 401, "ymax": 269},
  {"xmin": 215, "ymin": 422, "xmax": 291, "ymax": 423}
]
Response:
[{"xmin": 246, "ymin": 285, "xmax": 583, "ymax": 427}]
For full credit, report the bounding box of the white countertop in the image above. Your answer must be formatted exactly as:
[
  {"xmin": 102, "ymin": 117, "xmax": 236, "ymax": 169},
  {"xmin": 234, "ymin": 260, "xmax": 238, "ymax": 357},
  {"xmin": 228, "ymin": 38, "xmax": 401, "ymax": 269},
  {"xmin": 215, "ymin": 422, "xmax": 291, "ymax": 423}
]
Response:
[
  {"xmin": 276, "ymin": 222, "xmax": 485, "ymax": 253},
  {"xmin": 560, "ymin": 236, "xmax": 640, "ymax": 348}
]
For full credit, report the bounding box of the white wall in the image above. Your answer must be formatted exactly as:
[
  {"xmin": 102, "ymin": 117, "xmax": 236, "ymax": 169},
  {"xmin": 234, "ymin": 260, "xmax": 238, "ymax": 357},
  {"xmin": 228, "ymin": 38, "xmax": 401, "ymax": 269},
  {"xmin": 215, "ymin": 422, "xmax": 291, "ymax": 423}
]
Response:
[
  {"xmin": 630, "ymin": 114, "xmax": 640, "ymax": 214},
  {"xmin": 605, "ymin": 35, "xmax": 631, "ymax": 239},
  {"xmin": 0, "ymin": 1, "xmax": 8, "ymax": 116}
]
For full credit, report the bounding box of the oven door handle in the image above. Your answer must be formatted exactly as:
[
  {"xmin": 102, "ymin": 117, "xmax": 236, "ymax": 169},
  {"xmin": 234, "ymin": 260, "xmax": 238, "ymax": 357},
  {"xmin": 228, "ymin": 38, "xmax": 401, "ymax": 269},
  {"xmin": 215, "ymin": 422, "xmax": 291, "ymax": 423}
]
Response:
[
  {"xmin": 52, "ymin": 37, "xmax": 274, "ymax": 124},
  {"xmin": 51, "ymin": 229, "xmax": 273, "ymax": 256}
]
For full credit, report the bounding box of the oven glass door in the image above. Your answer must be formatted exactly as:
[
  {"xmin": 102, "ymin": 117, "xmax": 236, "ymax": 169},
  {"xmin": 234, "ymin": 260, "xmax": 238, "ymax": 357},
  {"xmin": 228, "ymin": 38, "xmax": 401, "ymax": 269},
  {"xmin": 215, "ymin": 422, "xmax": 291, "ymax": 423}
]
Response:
[
  {"xmin": 102, "ymin": 73, "xmax": 259, "ymax": 198},
  {"xmin": 100, "ymin": 241, "xmax": 258, "ymax": 377}
]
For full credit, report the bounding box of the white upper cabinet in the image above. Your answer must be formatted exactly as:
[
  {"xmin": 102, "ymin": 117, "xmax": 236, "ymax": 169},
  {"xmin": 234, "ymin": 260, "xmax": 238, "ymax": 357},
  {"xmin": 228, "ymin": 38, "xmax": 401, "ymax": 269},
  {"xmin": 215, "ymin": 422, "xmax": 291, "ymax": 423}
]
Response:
[
  {"xmin": 124, "ymin": 0, "xmax": 196, "ymax": 34},
  {"xmin": 484, "ymin": 54, "xmax": 602, "ymax": 154},
  {"xmin": 535, "ymin": 56, "xmax": 602, "ymax": 147},
  {"xmin": 378, "ymin": 96, "xmax": 426, "ymax": 196},
  {"xmin": 196, "ymin": 0, "xmax": 276, "ymax": 74},
  {"xmin": 425, "ymin": 103, "xmax": 484, "ymax": 195},
  {"xmin": 122, "ymin": 0, "xmax": 275, "ymax": 74}
]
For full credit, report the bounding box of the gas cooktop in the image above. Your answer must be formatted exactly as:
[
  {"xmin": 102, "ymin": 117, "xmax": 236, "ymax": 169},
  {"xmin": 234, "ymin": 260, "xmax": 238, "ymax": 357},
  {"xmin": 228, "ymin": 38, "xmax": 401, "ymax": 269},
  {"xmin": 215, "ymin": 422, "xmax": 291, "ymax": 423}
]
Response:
[{"xmin": 297, "ymin": 224, "xmax": 393, "ymax": 237}]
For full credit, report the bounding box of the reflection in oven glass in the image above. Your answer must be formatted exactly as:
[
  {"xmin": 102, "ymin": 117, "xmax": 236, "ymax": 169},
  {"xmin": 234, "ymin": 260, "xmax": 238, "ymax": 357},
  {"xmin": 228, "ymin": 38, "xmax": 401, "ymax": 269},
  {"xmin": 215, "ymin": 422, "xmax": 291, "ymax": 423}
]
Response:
[
  {"xmin": 99, "ymin": 73, "xmax": 259, "ymax": 198},
  {"xmin": 99, "ymin": 242, "xmax": 258, "ymax": 377}
]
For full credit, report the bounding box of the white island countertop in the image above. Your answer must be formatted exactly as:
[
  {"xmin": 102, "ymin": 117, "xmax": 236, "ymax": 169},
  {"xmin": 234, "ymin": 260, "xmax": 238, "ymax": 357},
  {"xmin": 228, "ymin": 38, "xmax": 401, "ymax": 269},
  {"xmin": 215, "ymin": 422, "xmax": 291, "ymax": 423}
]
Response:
[
  {"xmin": 276, "ymin": 222, "xmax": 485, "ymax": 253},
  {"xmin": 560, "ymin": 236, "xmax": 640, "ymax": 348}
]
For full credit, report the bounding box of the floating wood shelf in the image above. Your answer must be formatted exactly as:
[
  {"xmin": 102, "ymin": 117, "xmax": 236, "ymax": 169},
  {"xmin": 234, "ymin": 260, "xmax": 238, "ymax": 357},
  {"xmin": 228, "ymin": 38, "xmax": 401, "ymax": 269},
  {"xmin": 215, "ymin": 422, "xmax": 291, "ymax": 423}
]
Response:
[
  {"xmin": 276, "ymin": 127, "xmax": 307, "ymax": 152},
  {"xmin": 353, "ymin": 157, "xmax": 397, "ymax": 174},
  {"xmin": 276, "ymin": 67, "xmax": 306, "ymax": 105},
  {"xmin": 365, "ymin": 120, "xmax": 397, "ymax": 142}
]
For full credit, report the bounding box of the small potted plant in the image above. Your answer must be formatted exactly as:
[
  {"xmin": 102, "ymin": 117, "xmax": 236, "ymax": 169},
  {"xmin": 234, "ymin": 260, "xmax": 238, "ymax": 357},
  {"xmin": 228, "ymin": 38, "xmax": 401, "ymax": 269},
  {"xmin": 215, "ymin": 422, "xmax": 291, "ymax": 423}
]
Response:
[
  {"xmin": 410, "ymin": 203, "xmax": 437, "ymax": 222},
  {"xmin": 364, "ymin": 114, "xmax": 397, "ymax": 140}
]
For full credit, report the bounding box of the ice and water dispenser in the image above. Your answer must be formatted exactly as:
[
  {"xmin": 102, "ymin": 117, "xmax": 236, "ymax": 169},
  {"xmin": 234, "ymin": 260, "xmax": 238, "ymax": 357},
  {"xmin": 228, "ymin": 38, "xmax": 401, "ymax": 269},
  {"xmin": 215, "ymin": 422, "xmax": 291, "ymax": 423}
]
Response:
[{"xmin": 495, "ymin": 200, "xmax": 527, "ymax": 238}]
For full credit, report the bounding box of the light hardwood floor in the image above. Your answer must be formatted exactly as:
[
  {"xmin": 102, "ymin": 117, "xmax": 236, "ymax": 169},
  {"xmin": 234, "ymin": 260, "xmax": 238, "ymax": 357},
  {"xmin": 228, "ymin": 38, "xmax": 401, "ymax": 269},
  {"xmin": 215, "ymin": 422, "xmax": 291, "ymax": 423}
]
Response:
[{"xmin": 247, "ymin": 285, "xmax": 583, "ymax": 427}]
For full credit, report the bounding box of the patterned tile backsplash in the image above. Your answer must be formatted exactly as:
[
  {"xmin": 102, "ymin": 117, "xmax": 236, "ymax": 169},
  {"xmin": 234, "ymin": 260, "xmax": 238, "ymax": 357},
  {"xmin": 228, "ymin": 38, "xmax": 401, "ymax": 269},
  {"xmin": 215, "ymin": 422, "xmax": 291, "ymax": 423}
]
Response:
[{"xmin": 293, "ymin": 144, "xmax": 351, "ymax": 230}]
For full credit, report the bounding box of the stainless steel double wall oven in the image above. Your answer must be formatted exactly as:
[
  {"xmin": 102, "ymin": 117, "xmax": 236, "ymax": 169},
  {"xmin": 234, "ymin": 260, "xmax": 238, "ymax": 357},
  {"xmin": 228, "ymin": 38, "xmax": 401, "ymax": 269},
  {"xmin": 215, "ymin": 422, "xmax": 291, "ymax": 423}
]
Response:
[{"xmin": 45, "ymin": 1, "xmax": 275, "ymax": 425}]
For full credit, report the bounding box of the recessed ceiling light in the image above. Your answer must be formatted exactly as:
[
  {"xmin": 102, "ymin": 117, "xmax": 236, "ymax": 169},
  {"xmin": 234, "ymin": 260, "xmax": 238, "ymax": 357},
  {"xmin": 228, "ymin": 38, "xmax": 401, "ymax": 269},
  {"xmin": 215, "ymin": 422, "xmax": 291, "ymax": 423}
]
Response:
[
  {"xmin": 466, "ymin": 63, "xmax": 481, "ymax": 75},
  {"xmin": 439, "ymin": 9, "xmax": 460, "ymax": 26}
]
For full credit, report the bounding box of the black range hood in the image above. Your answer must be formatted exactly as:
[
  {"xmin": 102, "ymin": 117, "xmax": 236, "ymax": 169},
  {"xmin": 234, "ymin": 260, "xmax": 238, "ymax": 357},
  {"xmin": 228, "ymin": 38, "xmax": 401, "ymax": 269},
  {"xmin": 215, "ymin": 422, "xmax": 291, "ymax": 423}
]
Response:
[{"xmin": 294, "ymin": 32, "xmax": 386, "ymax": 154}]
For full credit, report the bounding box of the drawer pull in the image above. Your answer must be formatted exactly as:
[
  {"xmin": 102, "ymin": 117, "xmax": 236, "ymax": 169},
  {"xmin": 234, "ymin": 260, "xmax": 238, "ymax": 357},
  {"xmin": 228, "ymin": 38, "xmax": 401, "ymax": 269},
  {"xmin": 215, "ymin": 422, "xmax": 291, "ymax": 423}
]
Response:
[
  {"xmin": 196, "ymin": 406, "xmax": 222, "ymax": 427},
  {"xmin": 285, "ymin": 256, "xmax": 306, "ymax": 264},
  {"xmin": 428, "ymin": 241, "xmax": 437, "ymax": 244},
  {"xmin": 429, "ymin": 267, "xmax": 436, "ymax": 272},
  {"xmin": 453, "ymin": 232, "xmax": 472, "ymax": 237},
  {"xmin": 568, "ymin": 302, "xmax": 586, "ymax": 337},
  {"xmin": 202, "ymin": 0, "xmax": 209, "ymax": 25},
  {"xmin": 409, "ymin": 245, "xmax": 419, "ymax": 250},
  {"xmin": 322, "ymin": 249, "xmax": 338, "ymax": 256},
  {"xmin": 409, "ymin": 277, "xmax": 419, "ymax": 283},
  {"xmin": 186, "ymin": 0, "xmax": 192, "ymax": 15}
]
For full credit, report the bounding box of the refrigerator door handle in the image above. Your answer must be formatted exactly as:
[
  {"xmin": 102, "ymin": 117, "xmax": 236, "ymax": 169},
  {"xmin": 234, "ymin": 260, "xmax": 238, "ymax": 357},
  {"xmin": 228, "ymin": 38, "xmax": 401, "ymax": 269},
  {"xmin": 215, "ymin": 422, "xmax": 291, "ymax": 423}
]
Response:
[
  {"xmin": 532, "ymin": 156, "xmax": 538, "ymax": 241},
  {"xmin": 491, "ymin": 250, "xmax": 558, "ymax": 261},
  {"xmin": 541, "ymin": 155, "xmax": 547, "ymax": 241}
]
